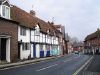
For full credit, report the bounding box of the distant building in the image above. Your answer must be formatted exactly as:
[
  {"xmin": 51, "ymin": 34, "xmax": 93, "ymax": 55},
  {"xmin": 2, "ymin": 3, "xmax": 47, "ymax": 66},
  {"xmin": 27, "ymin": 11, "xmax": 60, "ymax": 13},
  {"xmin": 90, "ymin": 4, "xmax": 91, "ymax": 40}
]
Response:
[
  {"xmin": 84, "ymin": 28, "xmax": 100, "ymax": 54},
  {"xmin": 54, "ymin": 25, "xmax": 68, "ymax": 55}
]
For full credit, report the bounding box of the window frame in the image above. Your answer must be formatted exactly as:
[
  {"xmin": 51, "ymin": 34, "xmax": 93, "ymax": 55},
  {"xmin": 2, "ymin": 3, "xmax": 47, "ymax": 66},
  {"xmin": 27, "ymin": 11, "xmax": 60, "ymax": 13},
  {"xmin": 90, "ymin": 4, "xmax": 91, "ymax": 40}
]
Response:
[
  {"xmin": 1, "ymin": 5, "xmax": 10, "ymax": 19},
  {"xmin": 20, "ymin": 27, "xmax": 26, "ymax": 36},
  {"xmin": 35, "ymin": 24, "xmax": 40, "ymax": 36},
  {"xmin": 22, "ymin": 43, "xmax": 30, "ymax": 50}
]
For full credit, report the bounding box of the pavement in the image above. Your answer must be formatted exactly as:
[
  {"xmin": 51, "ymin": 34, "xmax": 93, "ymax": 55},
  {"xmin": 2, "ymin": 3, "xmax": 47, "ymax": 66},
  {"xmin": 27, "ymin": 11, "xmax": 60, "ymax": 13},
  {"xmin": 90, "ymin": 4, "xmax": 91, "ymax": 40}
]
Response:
[
  {"xmin": 0, "ymin": 53, "xmax": 92, "ymax": 75},
  {"xmin": 0, "ymin": 56, "xmax": 60, "ymax": 69}
]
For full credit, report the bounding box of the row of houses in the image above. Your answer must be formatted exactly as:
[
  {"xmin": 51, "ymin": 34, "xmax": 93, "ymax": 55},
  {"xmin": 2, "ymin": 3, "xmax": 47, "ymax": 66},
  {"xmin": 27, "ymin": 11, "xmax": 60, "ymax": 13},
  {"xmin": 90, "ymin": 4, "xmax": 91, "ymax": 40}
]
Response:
[
  {"xmin": 0, "ymin": 0, "xmax": 68, "ymax": 62},
  {"xmin": 84, "ymin": 28, "xmax": 100, "ymax": 54}
]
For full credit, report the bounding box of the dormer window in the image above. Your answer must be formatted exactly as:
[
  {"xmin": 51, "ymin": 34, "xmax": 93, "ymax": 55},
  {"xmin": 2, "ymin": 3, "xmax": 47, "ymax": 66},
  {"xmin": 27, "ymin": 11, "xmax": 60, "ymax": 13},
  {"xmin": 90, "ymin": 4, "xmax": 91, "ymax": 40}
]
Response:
[
  {"xmin": 35, "ymin": 24, "xmax": 40, "ymax": 36},
  {"xmin": 1, "ymin": 5, "xmax": 10, "ymax": 19}
]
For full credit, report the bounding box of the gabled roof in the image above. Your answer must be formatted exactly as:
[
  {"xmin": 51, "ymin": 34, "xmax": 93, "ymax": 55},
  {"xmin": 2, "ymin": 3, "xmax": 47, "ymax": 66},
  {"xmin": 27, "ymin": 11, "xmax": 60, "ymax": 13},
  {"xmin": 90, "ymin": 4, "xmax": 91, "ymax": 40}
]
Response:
[
  {"xmin": 0, "ymin": 0, "xmax": 10, "ymax": 6},
  {"xmin": 48, "ymin": 22, "xmax": 62, "ymax": 36},
  {"xmin": 11, "ymin": 5, "xmax": 50, "ymax": 33},
  {"xmin": 85, "ymin": 29, "xmax": 100, "ymax": 41},
  {"xmin": 54, "ymin": 25, "xmax": 61, "ymax": 28},
  {"xmin": 10, "ymin": 5, "xmax": 63, "ymax": 36},
  {"xmin": 11, "ymin": 5, "xmax": 36, "ymax": 29}
]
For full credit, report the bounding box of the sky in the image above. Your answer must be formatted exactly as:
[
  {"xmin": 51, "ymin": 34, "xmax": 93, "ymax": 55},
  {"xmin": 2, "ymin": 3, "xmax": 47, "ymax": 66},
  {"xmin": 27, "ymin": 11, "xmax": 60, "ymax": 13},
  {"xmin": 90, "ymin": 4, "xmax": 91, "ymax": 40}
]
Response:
[{"xmin": 9, "ymin": 0, "xmax": 100, "ymax": 41}]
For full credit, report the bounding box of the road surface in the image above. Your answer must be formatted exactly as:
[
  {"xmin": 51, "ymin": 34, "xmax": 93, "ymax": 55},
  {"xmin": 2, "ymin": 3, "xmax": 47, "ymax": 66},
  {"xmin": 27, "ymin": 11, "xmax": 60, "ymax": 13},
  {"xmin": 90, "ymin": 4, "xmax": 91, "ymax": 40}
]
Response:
[{"xmin": 0, "ymin": 53, "xmax": 92, "ymax": 75}]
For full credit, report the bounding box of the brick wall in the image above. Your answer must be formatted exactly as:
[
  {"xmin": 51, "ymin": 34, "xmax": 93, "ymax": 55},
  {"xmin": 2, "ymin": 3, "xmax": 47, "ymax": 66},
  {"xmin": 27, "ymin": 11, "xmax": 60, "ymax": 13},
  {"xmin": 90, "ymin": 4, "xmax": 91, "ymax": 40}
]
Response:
[{"xmin": 0, "ymin": 19, "xmax": 18, "ymax": 62}]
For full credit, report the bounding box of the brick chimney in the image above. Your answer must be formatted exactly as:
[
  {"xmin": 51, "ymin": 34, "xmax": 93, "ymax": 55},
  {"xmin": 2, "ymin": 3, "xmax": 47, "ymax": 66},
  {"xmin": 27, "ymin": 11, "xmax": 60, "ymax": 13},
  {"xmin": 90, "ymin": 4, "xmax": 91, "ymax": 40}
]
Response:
[{"xmin": 30, "ymin": 10, "xmax": 36, "ymax": 16}]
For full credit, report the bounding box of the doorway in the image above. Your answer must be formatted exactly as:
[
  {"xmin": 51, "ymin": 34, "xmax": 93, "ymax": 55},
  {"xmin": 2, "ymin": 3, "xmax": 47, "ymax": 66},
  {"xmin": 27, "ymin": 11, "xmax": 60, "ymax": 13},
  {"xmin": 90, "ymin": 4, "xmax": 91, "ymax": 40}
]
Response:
[
  {"xmin": 18, "ymin": 43, "xmax": 20, "ymax": 59},
  {"xmin": 0, "ymin": 38, "xmax": 6, "ymax": 60},
  {"xmin": 33, "ymin": 44, "xmax": 36, "ymax": 58},
  {"xmin": 0, "ymin": 37, "xmax": 10, "ymax": 62}
]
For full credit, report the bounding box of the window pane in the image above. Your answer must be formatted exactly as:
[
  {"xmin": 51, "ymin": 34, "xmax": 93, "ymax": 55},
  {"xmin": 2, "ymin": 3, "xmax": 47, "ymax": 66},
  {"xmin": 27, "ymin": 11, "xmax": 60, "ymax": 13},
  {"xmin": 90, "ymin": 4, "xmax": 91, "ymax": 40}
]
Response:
[
  {"xmin": 20, "ymin": 27, "xmax": 26, "ymax": 36},
  {"xmin": 6, "ymin": 7, "xmax": 9, "ymax": 18},
  {"xmin": 2, "ymin": 6, "xmax": 10, "ymax": 19},
  {"xmin": 22, "ymin": 43, "xmax": 30, "ymax": 50},
  {"xmin": 2, "ymin": 6, "xmax": 5, "ymax": 17}
]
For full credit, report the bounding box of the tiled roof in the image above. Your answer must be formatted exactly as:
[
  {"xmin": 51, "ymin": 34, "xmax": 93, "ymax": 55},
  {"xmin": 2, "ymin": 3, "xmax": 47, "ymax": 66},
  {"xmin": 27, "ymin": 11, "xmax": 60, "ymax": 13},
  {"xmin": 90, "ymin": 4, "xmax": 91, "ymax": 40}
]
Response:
[
  {"xmin": 85, "ymin": 29, "xmax": 100, "ymax": 41},
  {"xmin": 11, "ymin": 5, "xmax": 36, "ymax": 29},
  {"xmin": 54, "ymin": 25, "xmax": 61, "ymax": 28},
  {"xmin": 11, "ymin": 5, "xmax": 50, "ymax": 33},
  {"xmin": 48, "ymin": 22, "xmax": 61, "ymax": 36},
  {"xmin": 10, "ymin": 5, "xmax": 62, "ymax": 36}
]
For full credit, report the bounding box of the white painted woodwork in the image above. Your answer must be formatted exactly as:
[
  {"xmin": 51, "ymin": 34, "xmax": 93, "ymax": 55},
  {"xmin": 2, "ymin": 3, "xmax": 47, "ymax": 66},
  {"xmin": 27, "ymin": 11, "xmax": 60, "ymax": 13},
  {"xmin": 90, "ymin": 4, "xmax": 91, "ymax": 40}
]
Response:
[
  {"xmin": 20, "ymin": 44, "xmax": 30, "ymax": 59},
  {"xmin": 31, "ymin": 30, "xmax": 35, "ymax": 42},
  {"xmin": 18, "ymin": 26, "xmax": 30, "ymax": 42},
  {"xmin": 31, "ymin": 44, "xmax": 33, "ymax": 58},
  {"xmin": 6, "ymin": 38, "xmax": 10, "ymax": 62},
  {"xmin": 36, "ymin": 44, "xmax": 40, "ymax": 58}
]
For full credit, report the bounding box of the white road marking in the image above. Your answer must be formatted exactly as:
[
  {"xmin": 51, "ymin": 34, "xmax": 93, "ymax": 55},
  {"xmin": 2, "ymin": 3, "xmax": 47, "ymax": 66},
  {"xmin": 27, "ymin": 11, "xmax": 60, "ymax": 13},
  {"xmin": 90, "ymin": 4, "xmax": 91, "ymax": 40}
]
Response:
[
  {"xmin": 73, "ymin": 56, "xmax": 93, "ymax": 75},
  {"xmin": 64, "ymin": 59, "xmax": 73, "ymax": 62},
  {"xmin": 64, "ymin": 56, "xmax": 80, "ymax": 62},
  {"xmin": 36, "ymin": 64, "xmax": 58, "ymax": 72}
]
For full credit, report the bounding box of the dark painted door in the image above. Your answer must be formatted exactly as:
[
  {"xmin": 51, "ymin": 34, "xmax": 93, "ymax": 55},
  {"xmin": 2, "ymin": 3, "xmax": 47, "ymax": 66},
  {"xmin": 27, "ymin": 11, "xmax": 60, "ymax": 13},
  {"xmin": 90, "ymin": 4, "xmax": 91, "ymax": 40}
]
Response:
[
  {"xmin": 18, "ymin": 43, "xmax": 20, "ymax": 59},
  {"xmin": 33, "ymin": 44, "xmax": 36, "ymax": 58},
  {"xmin": 1, "ymin": 38, "xmax": 6, "ymax": 60}
]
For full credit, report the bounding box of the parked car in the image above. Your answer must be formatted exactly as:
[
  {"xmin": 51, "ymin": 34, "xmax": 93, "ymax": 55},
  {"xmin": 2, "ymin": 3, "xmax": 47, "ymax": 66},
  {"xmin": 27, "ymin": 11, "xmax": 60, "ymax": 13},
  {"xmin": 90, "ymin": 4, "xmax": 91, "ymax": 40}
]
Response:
[{"xmin": 74, "ymin": 51, "xmax": 79, "ymax": 54}]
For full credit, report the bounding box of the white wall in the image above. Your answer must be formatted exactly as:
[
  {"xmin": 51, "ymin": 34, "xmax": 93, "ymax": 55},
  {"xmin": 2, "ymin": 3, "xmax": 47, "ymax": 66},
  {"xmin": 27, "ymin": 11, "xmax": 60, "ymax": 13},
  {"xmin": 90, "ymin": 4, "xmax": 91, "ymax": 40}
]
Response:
[
  {"xmin": 18, "ymin": 26, "xmax": 30, "ymax": 42},
  {"xmin": 43, "ymin": 45, "xmax": 46, "ymax": 57},
  {"xmin": 40, "ymin": 33, "xmax": 43, "ymax": 43},
  {"xmin": 31, "ymin": 44, "xmax": 33, "ymax": 58},
  {"xmin": 18, "ymin": 26, "xmax": 31, "ymax": 59},
  {"xmin": 6, "ymin": 38, "xmax": 10, "ymax": 62},
  {"xmin": 43, "ymin": 34, "xmax": 45, "ymax": 43},
  {"xmin": 36, "ymin": 44, "xmax": 40, "ymax": 58},
  {"xmin": 35, "ymin": 35, "xmax": 40, "ymax": 42},
  {"xmin": 20, "ymin": 44, "xmax": 30, "ymax": 59},
  {"xmin": 31, "ymin": 30, "xmax": 35, "ymax": 42}
]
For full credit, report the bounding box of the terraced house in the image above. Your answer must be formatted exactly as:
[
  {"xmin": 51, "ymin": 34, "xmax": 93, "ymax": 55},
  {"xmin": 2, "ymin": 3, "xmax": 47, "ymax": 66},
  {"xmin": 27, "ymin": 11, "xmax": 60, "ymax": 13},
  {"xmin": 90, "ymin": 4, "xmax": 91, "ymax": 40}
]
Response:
[
  {"xmin": 0, "ymin": 0, "xmax": 67, "ymax": 63},
  {"xmin": 84, "ymin": 28, "xmax": 100, "ymax": 54}
]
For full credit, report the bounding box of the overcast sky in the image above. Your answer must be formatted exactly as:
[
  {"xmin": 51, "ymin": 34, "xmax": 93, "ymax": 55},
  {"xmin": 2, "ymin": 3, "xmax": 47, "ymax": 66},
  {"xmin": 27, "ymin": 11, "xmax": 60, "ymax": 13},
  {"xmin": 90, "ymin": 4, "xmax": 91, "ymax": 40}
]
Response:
[{"xmin": 9, "ymin": 0, "xmax": 100, "ymax": 41}]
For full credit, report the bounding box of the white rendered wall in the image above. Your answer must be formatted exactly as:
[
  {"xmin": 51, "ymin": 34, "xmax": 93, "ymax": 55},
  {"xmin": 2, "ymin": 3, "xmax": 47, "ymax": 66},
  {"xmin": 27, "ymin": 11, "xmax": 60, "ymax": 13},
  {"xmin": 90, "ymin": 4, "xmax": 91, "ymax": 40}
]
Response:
[
  {"xmin": 43, "ymin": 45, "xmax": 46, "ymax": 57},
  {"xmin": 31, "ymin": 30, "xmax": 35, "ymax": 42},
  {"xmin": 40, "ymin": 33, "xmax": 43, "ymax": 43},
  {"xmin": 36, "ymin": 44, "xmax": 40, "ymax": 58},
  {"xmin": 31, "ymin": 44, "xmax": 33, "ymax": 58},
  {"xmin": 18, "ymin": 26, "xmax": 30, "ymax": 42},
  {"xmin": 6, "ymin": 38, "xmax": 10, "ymax": 62},
  {"xmin": 20, "ymin": 44, "xmax": 30, "ymax": 59}
]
